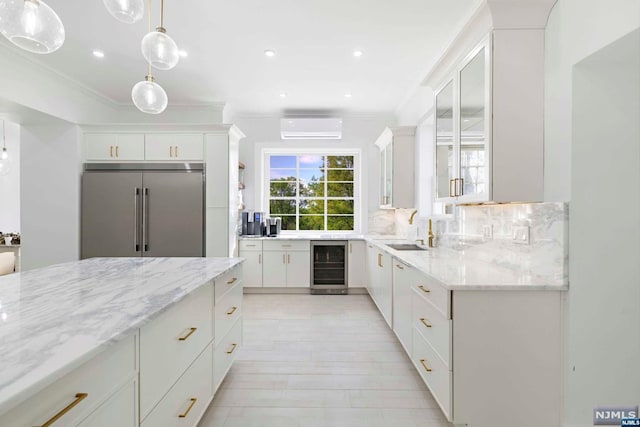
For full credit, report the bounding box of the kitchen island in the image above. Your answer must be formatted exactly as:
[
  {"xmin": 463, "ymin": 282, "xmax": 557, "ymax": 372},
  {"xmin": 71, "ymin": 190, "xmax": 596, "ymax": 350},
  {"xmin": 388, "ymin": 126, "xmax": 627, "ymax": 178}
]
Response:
[{"xmin": 0, "ymin": 257, "xmax": 244, "ymax": 426}]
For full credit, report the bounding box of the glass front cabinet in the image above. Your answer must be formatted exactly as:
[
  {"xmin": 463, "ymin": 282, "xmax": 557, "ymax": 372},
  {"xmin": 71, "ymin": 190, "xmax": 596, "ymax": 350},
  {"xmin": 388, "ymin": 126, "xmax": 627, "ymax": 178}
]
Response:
[{"xmin": 435, "ymin": 40, "xmax": 490, "ymax": 204}]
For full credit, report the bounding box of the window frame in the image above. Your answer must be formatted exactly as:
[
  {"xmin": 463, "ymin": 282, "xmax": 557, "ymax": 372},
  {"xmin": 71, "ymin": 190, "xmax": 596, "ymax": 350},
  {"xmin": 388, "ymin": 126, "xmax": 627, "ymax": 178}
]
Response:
[{"xmin": 262, "ymin": 148, "xmax": 361, "ymax": 234}]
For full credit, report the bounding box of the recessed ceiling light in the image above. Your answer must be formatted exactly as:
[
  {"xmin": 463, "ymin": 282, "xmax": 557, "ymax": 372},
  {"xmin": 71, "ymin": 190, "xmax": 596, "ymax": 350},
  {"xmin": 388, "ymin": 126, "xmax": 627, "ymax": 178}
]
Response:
[
  {"xmin": 179, "ymin": 50, "xmax": 188, "ymax": 58},
  {"xmin": 344, "ymin": 93, "xmax": 352, "ymax": 98},
  {"xmin": 280, "ymin": 93, "xmax": 287, "ymax": 98},
  {"xmin": 264, "ymin": 50, "xmax": 276, "ymax": 57},
  {"xmin": 353, "ymin": 50, "xmax": 363, "ymax": 57},
  {"xmin": 92, "ymin": 50, "xmax": 105, "ymax": 58}
]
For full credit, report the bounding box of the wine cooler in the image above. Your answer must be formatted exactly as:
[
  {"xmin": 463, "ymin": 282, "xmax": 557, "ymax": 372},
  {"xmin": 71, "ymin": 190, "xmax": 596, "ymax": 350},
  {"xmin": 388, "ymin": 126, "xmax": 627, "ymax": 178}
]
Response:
[{"xmin": 310, "ymin": 241, "xmax": 348, "ymax": 295}]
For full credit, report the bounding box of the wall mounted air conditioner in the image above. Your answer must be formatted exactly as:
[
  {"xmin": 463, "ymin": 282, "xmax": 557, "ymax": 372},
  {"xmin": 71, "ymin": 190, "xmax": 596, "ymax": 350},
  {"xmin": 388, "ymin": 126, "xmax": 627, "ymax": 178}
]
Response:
[{"xmin": 280, "ymin": 118, "xmax": 342, "ymax": 140}]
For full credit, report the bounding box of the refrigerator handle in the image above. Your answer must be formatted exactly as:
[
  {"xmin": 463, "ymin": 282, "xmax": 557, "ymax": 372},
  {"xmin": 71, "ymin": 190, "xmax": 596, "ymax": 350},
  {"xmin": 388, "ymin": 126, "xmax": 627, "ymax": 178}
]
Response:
[
  {"xmin": 143, "ymin": 187, "xmax": 149, "ymax": 252},
  {"xmin": 134, "ymin": 188, "xmax": 140, "ymax": 252}
]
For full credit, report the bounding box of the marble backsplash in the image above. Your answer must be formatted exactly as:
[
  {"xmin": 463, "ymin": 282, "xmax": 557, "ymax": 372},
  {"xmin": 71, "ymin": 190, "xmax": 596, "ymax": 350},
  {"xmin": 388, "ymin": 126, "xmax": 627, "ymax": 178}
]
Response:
[{"xmin": 369, "ymin": 203, "xmax": 569, "ymax": 285}]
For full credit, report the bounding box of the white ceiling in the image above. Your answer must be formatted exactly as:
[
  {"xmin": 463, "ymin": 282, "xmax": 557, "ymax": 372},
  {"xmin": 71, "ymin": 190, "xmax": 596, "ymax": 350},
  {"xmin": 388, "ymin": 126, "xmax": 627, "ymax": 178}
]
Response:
[{"xmin": 17, "ymin": 0, "xmax": 483, "ymax": 115}]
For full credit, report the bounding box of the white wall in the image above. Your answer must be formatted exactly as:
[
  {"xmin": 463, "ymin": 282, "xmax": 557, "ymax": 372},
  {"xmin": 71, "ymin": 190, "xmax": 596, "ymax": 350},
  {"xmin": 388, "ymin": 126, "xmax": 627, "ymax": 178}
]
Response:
[
  {"xmin": 231, "ymin": 114, "xmax": 395, "ymax": 233},
  {"xmin": 0, "ymin": 120, "xmax": 20, "ymax": 232},
  {"xmin": 566, "ymin": 29, "xmax": 640, "ymax": 427},
  {"xmin": 20, "ymin": 123, "xmax": 82, "ymax": 270},
  {"xmin": 544, "ymin": 0, "xmax": 640, "ymax": 202}
]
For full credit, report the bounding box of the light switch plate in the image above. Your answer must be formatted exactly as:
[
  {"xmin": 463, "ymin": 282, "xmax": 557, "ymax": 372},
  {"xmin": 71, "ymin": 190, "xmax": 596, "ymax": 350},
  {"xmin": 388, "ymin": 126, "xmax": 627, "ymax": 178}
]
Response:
[
  {"xmin": 482, "ymin": 225, "xmax": 493, "ymax": 239},
  {"xmin": 513, "ymin": 226, "xmax": 530, "ymax": 245}
]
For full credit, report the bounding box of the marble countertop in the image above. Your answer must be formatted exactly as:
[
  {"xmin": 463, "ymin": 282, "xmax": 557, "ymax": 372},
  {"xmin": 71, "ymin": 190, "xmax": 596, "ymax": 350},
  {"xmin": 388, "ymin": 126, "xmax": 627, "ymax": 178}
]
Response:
[
  {"xmin": 0, "ymin": 257, "xmax": 243, "ymax": 415},
  {"xmin": 365, "ymin": 238, "xmax": 568, "ymax": 291}
]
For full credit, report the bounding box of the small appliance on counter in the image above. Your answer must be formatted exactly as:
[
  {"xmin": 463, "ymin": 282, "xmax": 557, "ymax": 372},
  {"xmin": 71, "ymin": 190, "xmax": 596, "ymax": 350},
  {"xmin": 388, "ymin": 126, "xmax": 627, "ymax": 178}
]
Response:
[
  {"xmin": 266, "ymin": 217, "xmax": 281, "ymax": 237},
  {"xmin": 241, "ymin": 211, "xmax": 265, "ymax": 236}
]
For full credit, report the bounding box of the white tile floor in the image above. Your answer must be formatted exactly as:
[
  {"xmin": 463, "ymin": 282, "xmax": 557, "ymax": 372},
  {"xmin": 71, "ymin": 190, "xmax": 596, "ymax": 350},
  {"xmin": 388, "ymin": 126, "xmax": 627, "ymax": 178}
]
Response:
[{"xmin": 198, "ymin": 294, "xmax": 452, "ymax": 427}]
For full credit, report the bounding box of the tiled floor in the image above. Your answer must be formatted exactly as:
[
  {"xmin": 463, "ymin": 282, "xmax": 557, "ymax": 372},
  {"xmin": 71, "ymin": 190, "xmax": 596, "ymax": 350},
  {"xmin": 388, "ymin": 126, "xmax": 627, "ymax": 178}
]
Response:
[{"xmin": 198, "ymin": 294, "xmax": 452, "ymax": 427}]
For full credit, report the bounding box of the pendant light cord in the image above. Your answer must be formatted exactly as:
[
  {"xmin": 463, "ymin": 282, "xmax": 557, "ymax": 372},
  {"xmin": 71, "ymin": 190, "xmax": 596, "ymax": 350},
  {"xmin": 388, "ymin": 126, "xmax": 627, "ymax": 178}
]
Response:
[
  {"xmin": 160, "ymin": 0, "xmax": 164, "ymax": 28},
  {"xmin": 2, "ymin": 120, "xmax": 5, "ymax": 150},
  {"xmin": 147, "ymin": 0, "xmax": 152, "ymax": 76}
]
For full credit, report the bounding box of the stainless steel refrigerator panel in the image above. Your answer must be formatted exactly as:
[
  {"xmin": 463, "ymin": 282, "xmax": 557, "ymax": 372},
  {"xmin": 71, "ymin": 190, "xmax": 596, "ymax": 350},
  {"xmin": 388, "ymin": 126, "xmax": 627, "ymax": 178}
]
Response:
[
  {"xmin": 142, "ymin": 171, "xmax": 204, "ymax": 257},
  {"xmin": 81, "ymin": 172, "xmax": 143, "ymax": 259}
]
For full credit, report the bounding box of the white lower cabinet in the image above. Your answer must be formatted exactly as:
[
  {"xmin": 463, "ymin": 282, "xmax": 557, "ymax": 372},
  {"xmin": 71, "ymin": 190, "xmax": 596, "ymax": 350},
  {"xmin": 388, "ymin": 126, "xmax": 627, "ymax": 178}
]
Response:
[
  {"xmin": 0, "ymin": 335, "xmax": 137, "ymax": 427},
  {"xmin": 365, "ymin": 244, "xmax": 392, "ymax": 327},
  {"xmin": 347, "ymin": 241, "xmax": 366, "ymax": 287},
  {"xmin": 78, "ymin": 380, "xmax": 137, "ymax": 427},
  {"xmin": 141, "ymin": 347, "xmax": 213, "ymax": 427},
  {"xmin": 412, "ymin": 327, "xmax": 452, "ymax": 420},
  {"xmin": 214, "ymin": 317, "xmax": 242, "ymax": 390},
  {"xmin": 392, "ymin": 258, "xmax": 414, "ymax": 353},
  {"xmin": 261, "ymin": 240, "xmax": 310, "ymax": 287},
  {"xmin": 238, "ymin": 240, "xmax": 263, "ymax": 287}
]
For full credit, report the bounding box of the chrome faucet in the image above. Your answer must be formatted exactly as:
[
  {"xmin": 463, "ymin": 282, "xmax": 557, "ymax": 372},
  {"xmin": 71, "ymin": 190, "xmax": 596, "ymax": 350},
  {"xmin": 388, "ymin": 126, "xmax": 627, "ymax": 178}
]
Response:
[{"xmin": 408, "ymin": 209, "xmax": 418, "ymax": 225}]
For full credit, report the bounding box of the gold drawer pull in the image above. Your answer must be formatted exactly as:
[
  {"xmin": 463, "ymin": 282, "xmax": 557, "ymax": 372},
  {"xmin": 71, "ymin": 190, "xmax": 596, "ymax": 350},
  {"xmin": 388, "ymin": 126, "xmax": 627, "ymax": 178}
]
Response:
[
  {"xmin": 420, "ymin": 359, "xmax": 432, "ymax": 372},
  {"xmin": 109, "ymin": 146, "xmax": 114, "ymax": 157},
  {"xmin": 396, "ymin": 264, "xmax": 404, "ymax": 270},
  {"xmin": 178, "ymin": 397, "xmax": 197, "ymax": 418},
  {"xmin": 226, "ymin": 306, "xmax": 238, "ymax": 316},
  {"xmin": 227, "ymin": 343, "xmax": 237, "ymax": 354},
  {"xmin": 420, "ymin": 318, "xmax": 432, "ymax": 328},
  {"xmin": 227, "ymin": 277, "xmax": 238, "ymax": 285},
  {"xmin": 281, "ymin": 244, "xmax": 292, "ymax": 247},
  {"xmin": 40, "ymin": 393, "xmax": 88, "ymax": 427},
  {"xmin": 377, "ymin": 253, "xmax": 382, "ymax": 267},
  {"xmin": 418, "ymin": 285, "xmax": 431, "ymax": 293},
  {"xmin": 178, "ymin": 327, "xmax": 197, "ymax": 341}
]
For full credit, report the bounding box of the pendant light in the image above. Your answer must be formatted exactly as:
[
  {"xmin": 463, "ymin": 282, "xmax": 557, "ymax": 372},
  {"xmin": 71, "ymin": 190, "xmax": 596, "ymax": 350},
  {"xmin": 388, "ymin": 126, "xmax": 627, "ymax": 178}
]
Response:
[
  {"xmin": 132, "ymin": 0, "xmax": 167, "ymax": 114},
  {"xmin": 0, "ymin": 121, "xmax": 10, "ymax": 177},
  {"xmin": 0, "ymin": 0, "xmax": 65, "ymax": 54},
  {"xmin": 103, "ymin": 0, "xmax": 144, "ymax": 24},
  {"xmin": 141, "ymin": 0, "xmax": 179, "ymax": 70}
]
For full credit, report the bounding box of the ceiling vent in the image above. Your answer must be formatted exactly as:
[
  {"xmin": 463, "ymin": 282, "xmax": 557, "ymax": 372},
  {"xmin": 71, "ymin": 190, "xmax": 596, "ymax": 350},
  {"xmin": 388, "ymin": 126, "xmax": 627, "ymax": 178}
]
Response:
[{"xmin": 280, "ymin": 118, "xmax": 342, "ymax": 140}]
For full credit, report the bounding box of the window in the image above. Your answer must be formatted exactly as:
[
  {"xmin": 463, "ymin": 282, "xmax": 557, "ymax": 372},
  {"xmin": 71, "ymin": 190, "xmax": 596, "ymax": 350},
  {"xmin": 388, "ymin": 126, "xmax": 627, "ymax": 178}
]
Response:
[{"xmin": 267, "ymin": 154, "xmax": 357, "ymax": 232}]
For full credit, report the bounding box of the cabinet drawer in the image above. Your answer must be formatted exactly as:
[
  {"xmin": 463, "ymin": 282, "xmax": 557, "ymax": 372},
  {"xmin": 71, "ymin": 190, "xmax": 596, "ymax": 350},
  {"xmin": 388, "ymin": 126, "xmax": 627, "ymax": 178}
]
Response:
[
  {"xmin": 239, "ymin": 240, "xmax": 263, "ymax": 252},
  {"xmin": 145, "ymin": 134, "xmax": 204, "ymax": 161},
  {"xmin": 0, "ymin": 335, "xmax": 136, "ymax": 427},
  {"xmin": 214, "ymin": 266, "xmax": 242, "ymax": 303},
  {"xmin": 77, "ymin": 380, "xmax": 137, "ymax": 427},
  {"xmin": 411, "ymin": 275, "xmax": 450, "ymax": 318},
  {"xmin": 140, "ymin": 285, "xmax": 213, "ymax": 419},
  {"xmin": 263, "ymin": 240, "xmax": 309, "ymax": 252},
  {"xmin": 141, "ymin": 346, "xmax": 213, "ymax": 427},
  {"xmin": 215, "ymin": 281, "xmax": 243, "ymax": 342},
  {"xmin": 214, "ymin": 317, "xmax": 242, "ymax": 390},
  {"xmin": 412, "ymin": 290, "xmax": 451, "ymax": 367},
  {"xmin": 412, "ymin": 328, "xmax": 452, "ymax": 420}
]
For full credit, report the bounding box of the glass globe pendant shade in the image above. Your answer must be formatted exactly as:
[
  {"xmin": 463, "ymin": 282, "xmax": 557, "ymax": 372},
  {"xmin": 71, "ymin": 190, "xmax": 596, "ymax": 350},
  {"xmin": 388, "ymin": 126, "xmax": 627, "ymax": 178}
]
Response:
[
  {"xmin": 141, "ymin": 27, "xmax": 179, "ymax": 70},
  {"xmin": 131, "ymin": 75, "xmax": 168, "ymax": 114},
  {"xmin": 103, "ymin": 0, "xmax": 143, "ymax": 24},
  {"xmin": 0, "ymin": 152, "xmax": 11, "ymax": 176},
  {"xmin": 0, "ymin": 0, "xmax": 65, "ymax": 54}
]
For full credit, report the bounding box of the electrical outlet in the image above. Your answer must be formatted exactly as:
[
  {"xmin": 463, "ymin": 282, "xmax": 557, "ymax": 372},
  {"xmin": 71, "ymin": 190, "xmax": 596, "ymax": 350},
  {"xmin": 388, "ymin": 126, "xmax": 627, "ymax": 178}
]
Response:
[
  {"xmin": 513, "ymin": 226, "xmax": 530, "ymax": 245},
  {"xmin": 482, "ymin": 225, "xmax": 493, "ymax": 239}
]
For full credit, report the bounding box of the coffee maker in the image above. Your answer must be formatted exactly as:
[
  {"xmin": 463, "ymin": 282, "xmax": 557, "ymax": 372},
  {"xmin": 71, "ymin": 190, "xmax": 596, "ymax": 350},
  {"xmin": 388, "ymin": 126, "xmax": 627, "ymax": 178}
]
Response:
[
  {"xmin": 241, "ymin": 211, "xmax": 265, "ymax": 236},
  {"xmin": 265, "ymin": 217, "xmax": 281, "ymax": 237}
]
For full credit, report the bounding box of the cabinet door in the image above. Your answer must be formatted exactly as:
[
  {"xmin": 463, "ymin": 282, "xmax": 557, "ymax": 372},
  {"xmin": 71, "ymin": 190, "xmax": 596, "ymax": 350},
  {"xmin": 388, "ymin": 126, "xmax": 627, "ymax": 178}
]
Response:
[
  {"xmin": 392, "ymin": 260, "xmax": 413, "ymax": 353},
  {"xmin": 78, "ymin": 380, "xmax": 137, "ymax": 427},
  {"xmin": 365, "ymin": 243, "xmax": 378, "ymax": 295},
  {"xmin": 347, "ymin": 241, "xmax": 366, "ymax": 287},
  {"xmin": 241, "ymin": 250, "xmax": 263, "ymax": 287},
  {"xmin": 145, "ymin": 134, "xmax": 204, "ymax": 161},
  {"xmin": 435, "ymin": 81, "xmax": 456, "ymax": 200},
  {"xmin": 262, "ymin": 251, "xmax": 287, "ymax": 287},
  {"xmin": 85, "ymin": 134, "xmax": 145, "ymax": 161},
  {"xmin": 377, "ymin": 251, "xmax": 393, "ymax": 327},
  {"xmin": 457, "ymin": 46, "xmax": 489, "ymax": 200},
  {"xmin": 286, "ymin": 251, "xmax": 310, "ymax": 287}
]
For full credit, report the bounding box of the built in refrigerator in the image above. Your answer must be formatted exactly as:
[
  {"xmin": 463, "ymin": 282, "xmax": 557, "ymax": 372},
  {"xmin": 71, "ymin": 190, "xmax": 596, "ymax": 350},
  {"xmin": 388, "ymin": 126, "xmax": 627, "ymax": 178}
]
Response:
[{"xmin": 81, "ymin": 163, "xmax": 205, "ymax": 259}]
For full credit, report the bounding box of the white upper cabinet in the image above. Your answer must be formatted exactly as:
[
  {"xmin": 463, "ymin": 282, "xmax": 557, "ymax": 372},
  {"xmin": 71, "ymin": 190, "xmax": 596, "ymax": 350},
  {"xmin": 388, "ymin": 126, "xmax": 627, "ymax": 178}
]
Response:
[
  {"xmin": 145, "ymin": 134, "xmax": 204, "ymax": 161},
  {"xmin": 375, "ymin": 126, "xmax": 416, "ymax": 209},
  {"xmin": 85, "ymin": 133, "xmax": 145, "ymax": 161},
  {"xmin": 434, "ymin": 31, "xmax": 544, "ymax": 204}
]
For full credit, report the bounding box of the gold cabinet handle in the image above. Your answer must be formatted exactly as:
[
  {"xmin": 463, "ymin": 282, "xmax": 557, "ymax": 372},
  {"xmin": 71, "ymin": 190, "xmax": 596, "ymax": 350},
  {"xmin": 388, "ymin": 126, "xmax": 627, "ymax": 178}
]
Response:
[
  {"xmin": 226, "ymin": 306, "xmax": 238, "ymax": 316},
  {"xmin": 281, "ymin": 244, "xmax": 292, "ymax": 247},
  {"xmin": 174, "ymin": 145, "xmax": 179, "ymax": 157},
  {"xmin": 39, "ymin": 393, "xmax": 88, "ymax": 427},
  {"xmin": 287, "ymin": 254, "xmax": 291, "ymax": 264},
  {"xmin": 396, "ymin": 264, "xmax": 404, "ymax": 270},
  {"xmin": 227, "ymin": 277, "xmax": 238, "ymax": 285},
  {"xmin": 377, "ymin": 253, "xmax": 382, "ymax": 268},
  {"xmin": 109, "ymin": 145, "xmax": 113, "ymax": 157},
  {"xmin": 246, "ymin": 244, "xmax": 256, "ymax": 247},
  {"xmin": 169, "ymin": 146, "xmax": 174, "ymax": 157},
  {"xmin": 418, "ymin": 285, "xmax": 431, "ymax": 293},
  {"xmin": 449, "ymin": 179, "xmax": 455, "ymax": 197},
  {"xmin": 258, "ymin": 254, "xmax": 261, "ymax": 264},
  {"xmin": 178, "ymin": 398, "xmax": 197, "ymax": 418},
  {"xmin": 115, "ymin": 145, "xmax": 119, "ymax": 157},
  {"xmin": 420, "ymin": 317, "xmax": 432, "ymax": 328},
  {"xmin": 227, "ymin": 343, "xmax": 237, "ymax": 354},
  {"xmin": 178, "ymin": 327, "xmax": 197, "ymax": 341},
  {"xmin": 420, "ymin": 359, "xmax": 432, "ymax": 372}
]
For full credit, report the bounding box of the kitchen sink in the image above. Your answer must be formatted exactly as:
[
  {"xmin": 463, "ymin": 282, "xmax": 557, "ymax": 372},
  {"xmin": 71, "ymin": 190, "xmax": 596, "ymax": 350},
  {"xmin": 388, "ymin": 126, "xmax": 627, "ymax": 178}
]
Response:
[{"xmin": 386, "ymin": 243, "xmax": 428, "ymax": 251}]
